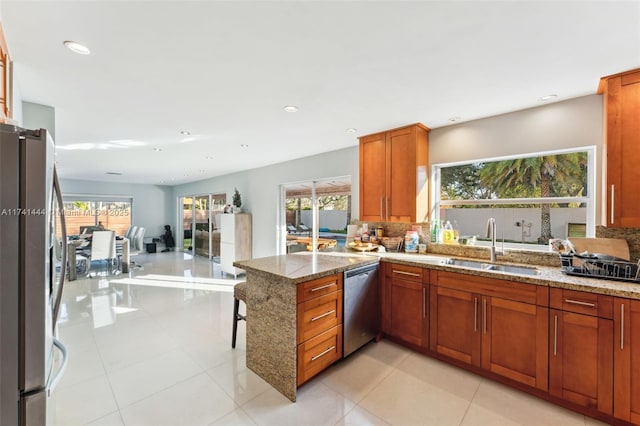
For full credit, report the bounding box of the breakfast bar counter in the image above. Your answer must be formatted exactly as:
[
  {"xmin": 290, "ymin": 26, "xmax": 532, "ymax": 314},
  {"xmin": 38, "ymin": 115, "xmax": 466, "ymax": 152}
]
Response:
[{"xmin": 234, "ymin": 253, "xmax": 378, "ymax": 401}]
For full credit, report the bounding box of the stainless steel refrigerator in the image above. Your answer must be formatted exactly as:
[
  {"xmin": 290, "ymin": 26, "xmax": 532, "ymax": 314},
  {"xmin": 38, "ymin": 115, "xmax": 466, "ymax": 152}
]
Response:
[{"xmin": 0, "ymin": 123, "xmax": 68, "ymax": 425}]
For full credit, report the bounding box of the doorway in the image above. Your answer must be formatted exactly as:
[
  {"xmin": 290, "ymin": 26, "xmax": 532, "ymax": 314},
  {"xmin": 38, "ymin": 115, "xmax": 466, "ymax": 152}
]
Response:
[
  {"xmin": 179, "ymin": 193, "xmax": 226, "ymax": 259},
  {"xmin": 279, "ymin": 176, "xmax": 351, "ymax": 254}
]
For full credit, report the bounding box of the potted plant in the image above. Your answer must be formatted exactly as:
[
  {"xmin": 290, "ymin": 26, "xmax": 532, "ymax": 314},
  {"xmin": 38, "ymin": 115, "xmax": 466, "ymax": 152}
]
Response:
[{"xmin": 232, "ymin": 188, "xmax": 242, "ymax": 213}]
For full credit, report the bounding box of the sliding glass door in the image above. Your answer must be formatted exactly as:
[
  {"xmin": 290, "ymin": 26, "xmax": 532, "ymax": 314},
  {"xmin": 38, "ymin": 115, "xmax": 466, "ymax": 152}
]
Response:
[
  {"xmin": 279, "ymin": 176, "xmax": 351, "ymax": 254},
  {"xmin": 179, "ymin": 193, "xmax": 226, "ymax": 259}
]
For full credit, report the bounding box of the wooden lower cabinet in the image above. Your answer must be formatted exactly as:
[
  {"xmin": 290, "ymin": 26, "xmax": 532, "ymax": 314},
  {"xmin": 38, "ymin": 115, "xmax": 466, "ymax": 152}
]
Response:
[
  {"xmin": 482, "ymin": 296, "xmax": 548, "ymax": 391},
  {"xmin": 296, "ymin": 274, "xmax": 343, "ymax": 386},
  {"xmin": 382, "ymin": 263, "xmax": 428, "ymax": 349},
  {"xmin": 429, "ymin": 270, "xmax": 548, "ymax": 391},
  {"xmin": 549, "ymin": 289, "xmax": 613, "ymax": 413},
  {"xmin": 297, "ymin": 325, "xmax": 342, "ymax": 386},
  {"xmin": 614, "ymin": 298, "xmax": 640, "ymax": 423},
  {"xmin": 429, "ymin": 285, "xmax": 480, "ymax": 366}
]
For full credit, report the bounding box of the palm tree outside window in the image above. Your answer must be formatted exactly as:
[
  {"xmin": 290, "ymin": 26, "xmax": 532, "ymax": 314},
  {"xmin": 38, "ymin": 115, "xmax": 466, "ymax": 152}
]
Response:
[{"xmin": 433, "ymin": 147, "xmax": 595, "ymax": 250}]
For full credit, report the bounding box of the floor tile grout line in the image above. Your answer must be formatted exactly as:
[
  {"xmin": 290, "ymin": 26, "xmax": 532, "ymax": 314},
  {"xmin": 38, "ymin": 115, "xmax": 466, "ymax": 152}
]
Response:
[{"xmin": 457, "ymin": 376, "xmax": 483, "ymax": 426}]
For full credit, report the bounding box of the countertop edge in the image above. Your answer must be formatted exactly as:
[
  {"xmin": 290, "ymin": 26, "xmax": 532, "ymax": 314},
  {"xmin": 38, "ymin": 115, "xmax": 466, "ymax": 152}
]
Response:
[{"xmin": 380, "ymin": 257, "xmax": 640, "ymax": 300}]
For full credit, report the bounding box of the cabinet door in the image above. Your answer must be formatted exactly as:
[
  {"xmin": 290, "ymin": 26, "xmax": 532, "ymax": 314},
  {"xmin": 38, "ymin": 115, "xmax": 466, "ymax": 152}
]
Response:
[
  {"xmin": 359, "ymin": 132, "xmax": 387, "ymax": 221},
  {"xmin": 614, "ymin": 299, "xmax": 640, "ymax": 423},
  {"xmin": 388, "ymin": 277, "xmax": 427, "ymax": 348},
  {"xmin": 387, "ymin": 126, "xmax": 415, "ymax": 222},
  {"xmin": 549, "ymin": 309, "xmax": 613, "ymax": 412},
  {"xmin": 387, "ymin": 125, "xmax": 428, "ymax": 222},
  {"xmin": 481, "ymin": 297, "xmax": 548, "ymax": 391},
  {"xmin": 605, "ymin": 71, "xmax": 640, "ymax": 227},
  {"xmin": 429, "ymin": 285, "xmax": 480, "ymax": 367}
]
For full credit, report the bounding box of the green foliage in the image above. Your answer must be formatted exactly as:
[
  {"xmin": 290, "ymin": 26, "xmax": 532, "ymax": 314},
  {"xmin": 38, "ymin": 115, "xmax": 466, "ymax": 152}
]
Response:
[
  {"xmin": 440, "ymin": 163, "xmax": 489, "ymax": 200},
  {"xmin": 285, "ymin": 195, "xmax": 348, "ymax": 211}
]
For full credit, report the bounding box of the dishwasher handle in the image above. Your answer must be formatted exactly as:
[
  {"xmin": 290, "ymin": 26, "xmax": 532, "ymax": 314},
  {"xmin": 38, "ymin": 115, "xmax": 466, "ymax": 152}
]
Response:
[{"xmin": 344, "ymin": 264, "xmax": 379, "ymax": 279}]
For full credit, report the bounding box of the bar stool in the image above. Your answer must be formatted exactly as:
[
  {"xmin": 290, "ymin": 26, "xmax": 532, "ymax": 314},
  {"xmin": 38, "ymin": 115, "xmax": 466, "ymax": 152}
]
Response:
[{"xmin": 232, "ymin": 281, "xmax": 247, "ymax": 348}]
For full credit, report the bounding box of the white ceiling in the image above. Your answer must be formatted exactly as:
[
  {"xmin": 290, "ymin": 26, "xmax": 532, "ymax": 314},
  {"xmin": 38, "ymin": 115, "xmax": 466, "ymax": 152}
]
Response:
[{"xmin": 2, "ymin": 1, "xmax": 639, "ymax": 186}]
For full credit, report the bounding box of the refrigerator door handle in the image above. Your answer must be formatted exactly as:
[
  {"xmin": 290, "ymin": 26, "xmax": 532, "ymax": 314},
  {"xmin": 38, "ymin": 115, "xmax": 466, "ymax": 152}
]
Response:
[
  {"xmin": 52, "ymin": 168, "xmax": 67, "ymax": 325},
  {"xmin": 47, "ymin": 337, "xmax": 68, "ymax": 396}
]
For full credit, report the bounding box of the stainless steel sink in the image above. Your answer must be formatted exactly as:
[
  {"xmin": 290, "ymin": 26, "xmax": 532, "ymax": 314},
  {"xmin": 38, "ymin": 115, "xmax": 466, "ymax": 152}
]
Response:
[{"xmin": 441, "ymin": 258, "xmax": 540, "ymax": 276}]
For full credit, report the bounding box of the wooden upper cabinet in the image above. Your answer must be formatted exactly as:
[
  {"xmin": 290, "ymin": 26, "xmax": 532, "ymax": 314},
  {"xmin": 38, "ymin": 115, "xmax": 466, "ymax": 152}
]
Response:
[
  {"xmin": 598, "ymin": 69, "xmax": 640, "ymax": 227},
  {"xmin": 0, "ymin": 21, "xmax": 11, "ymax": 121},
  {"xmin": 359, "ymin": 123, "xmax": 429, "ymax": 223}
]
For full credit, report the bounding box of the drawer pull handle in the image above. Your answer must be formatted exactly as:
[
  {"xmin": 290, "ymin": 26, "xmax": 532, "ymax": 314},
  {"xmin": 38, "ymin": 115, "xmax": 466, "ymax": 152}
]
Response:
[
  {"xmin": 565, "ymin": 299, "xmax": 596, "ymax": 308},
  {"xmin": 392, "ymin": 270, "xmax": 421, "ymax": 277},
  {"xmin": 311, "ymin": 345, "xmax": 336, "ymax": 361},
  {"xmin": 310, "ymin": 283, "xmax": 335, "ymax": 292},
  {"xmin": 311, "ymin": 310, "xmax": 336, "ymax": 322}
]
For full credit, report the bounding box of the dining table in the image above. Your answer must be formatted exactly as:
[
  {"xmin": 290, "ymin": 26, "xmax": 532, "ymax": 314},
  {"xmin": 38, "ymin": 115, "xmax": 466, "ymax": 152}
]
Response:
[{"xmin": 66, "ymin": 236, "xmax": 129, "ymax": 281}]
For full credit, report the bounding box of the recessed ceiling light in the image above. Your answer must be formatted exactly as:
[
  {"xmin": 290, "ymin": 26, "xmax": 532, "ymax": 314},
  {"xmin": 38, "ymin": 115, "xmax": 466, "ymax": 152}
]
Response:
[
  {"xmin": 153, "ymin": 147, "xmax": 162, "ymax": 152},
  {"xmin": 63, "ymin": 40, "xmax": 91, "ymax": 55},
  {"xmin": 346, "ymin": 128, "xmax": 357, "ymax": 133},
  {"xmin": 283, "ymin": 105, "xmax": 299, "ymax": 113},
  {"xmin": 448, "ymin": 116, "xmax": 461, "ymax": 122},
  {"xmin": 205, "ymin": 156, "xmax": 213, "ymax": 160},
  {"xmin": 240, "ymin": 144, "xmax": 249, "ymax": 148},
  {"xmin": 105, "ymin": 172, "xmax": 122, "ymax": 176},
  {"xmin": 180, "ymin": 130, "xmax": 191, "ymax": 136},
  {"xmin": 539, "ymin": 94, "xmax": 558, "ymax": 102}
]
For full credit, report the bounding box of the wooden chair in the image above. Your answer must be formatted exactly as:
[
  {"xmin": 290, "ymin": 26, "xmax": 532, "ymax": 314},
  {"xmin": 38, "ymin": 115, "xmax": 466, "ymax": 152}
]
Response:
[{"xmin": 232, "ymin": 281, "xmax": 247, "ymax": 348}]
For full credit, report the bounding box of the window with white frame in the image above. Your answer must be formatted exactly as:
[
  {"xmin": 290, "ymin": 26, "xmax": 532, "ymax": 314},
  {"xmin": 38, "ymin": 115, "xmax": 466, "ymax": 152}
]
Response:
[{"xmin": 432, "ymin": 146, "xmax": 595, "ymax": 250}]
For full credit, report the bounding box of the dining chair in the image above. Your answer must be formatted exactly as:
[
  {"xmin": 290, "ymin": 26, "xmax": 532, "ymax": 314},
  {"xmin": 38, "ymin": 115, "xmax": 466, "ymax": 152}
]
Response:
[
  {"xmin": 125, "ymin": 225, "xmax": 138, "ymax": 241},
  {"xmin": 89, "ymin": 231, "xmax": 117, "ymax": 277},
  {"xmin": 129, "ymin": 227, "xmax": 145, "ymax": 254}
]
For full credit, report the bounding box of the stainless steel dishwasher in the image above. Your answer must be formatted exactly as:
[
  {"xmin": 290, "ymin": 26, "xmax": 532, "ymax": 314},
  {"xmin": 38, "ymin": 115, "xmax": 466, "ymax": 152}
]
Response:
[{"xmin": 343, "ymin": 264, "xmax": 380, "ymax": 357}]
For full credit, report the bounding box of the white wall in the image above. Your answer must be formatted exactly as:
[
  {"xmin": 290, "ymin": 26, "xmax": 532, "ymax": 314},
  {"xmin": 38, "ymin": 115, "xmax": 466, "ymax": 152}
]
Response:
[
  {"xmin": 59, "ymin": 178, "xmax": 173, "ymax": 239},
  {"xmin": 22, "ymin": 101, "xmax": 55, "ymax": 139},
  {"xmin": 429, "ymin": 95, "xmax": 603, "ymax": 222},
  {"xmin": 172, "ymin": 146, "xmax": 359, "ymax": 258}
]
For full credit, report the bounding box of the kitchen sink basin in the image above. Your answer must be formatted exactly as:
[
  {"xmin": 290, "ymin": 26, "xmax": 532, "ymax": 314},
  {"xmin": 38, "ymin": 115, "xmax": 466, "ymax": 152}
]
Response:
[{"xmin": 441, "ymin": 258, "xmax": 540, "ymax": 276}]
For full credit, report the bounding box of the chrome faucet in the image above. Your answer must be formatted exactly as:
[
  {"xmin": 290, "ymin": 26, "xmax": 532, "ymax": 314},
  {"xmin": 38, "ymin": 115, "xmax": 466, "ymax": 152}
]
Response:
[{"xmin": 486, "ymin": 217, "xmax": 502, "ymax": 262}]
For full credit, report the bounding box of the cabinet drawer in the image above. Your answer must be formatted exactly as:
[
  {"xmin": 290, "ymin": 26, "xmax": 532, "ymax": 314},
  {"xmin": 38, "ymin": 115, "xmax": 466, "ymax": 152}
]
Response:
[
  {"xmin": 297, "ymin": 274, "xmax": 343, "ymax": 303},
  {"xmin": 386, "ymin": 263, "xmax": 422, "ymax": 282},
  {"xmin": 550, "ymin": 288, "xmax": 613, "ymax": 318},
  {"xmin": 297, "ymin": 325, "xmax": 342, "ymax": 386},
  {"xmin": 297, "ymin": 290, "xmax": 343, "ymax": 343}
]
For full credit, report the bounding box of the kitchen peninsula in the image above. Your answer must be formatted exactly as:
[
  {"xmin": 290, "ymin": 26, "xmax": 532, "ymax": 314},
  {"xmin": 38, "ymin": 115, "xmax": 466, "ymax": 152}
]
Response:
[{"xmin": 234, "ymin": 252, "xmax": 378, "ymax": 401}]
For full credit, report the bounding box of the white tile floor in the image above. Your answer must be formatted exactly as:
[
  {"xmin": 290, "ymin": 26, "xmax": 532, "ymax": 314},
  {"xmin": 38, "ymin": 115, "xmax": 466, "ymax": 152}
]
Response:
[{"xmin": 51, "ymin": 251, "xmax": 611, "ymax": 426}]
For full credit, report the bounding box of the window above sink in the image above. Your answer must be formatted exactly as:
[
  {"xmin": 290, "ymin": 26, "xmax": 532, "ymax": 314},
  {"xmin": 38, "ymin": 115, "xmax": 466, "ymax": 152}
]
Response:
[{"xmin": 432, "ymin": 146, "xmax": 596, "ymax": 252}]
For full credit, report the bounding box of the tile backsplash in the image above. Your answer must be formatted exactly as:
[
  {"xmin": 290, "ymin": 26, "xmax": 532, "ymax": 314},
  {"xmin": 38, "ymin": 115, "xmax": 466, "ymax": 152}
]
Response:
[{"xmin": 596, "ymin": 226, "xmax": 640, "ymax": 262}]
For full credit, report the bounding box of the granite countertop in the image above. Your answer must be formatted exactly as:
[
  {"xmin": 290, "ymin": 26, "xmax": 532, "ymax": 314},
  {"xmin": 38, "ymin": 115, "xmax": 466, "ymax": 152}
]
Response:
[
  {"xmin": 234, "ymin": 252, "xmax": 379, "ymax": 284},
  {"xmin": 378, "ymin": 252, "xmax": 640, "ymax": 300},
  {"xmin": 235, "ymin": 249, "xmax": 640, "ymax": 300}
]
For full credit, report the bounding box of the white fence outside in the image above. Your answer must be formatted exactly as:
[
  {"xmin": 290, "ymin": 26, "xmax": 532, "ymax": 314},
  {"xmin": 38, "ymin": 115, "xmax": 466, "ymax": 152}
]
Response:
[
  {"xmin": 299, "ymin": 210, "xmax": 348, "ymax": 231},
  {"xmin": 441, "ymin": 207, "xmax": 586, "ymax": 243}
]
